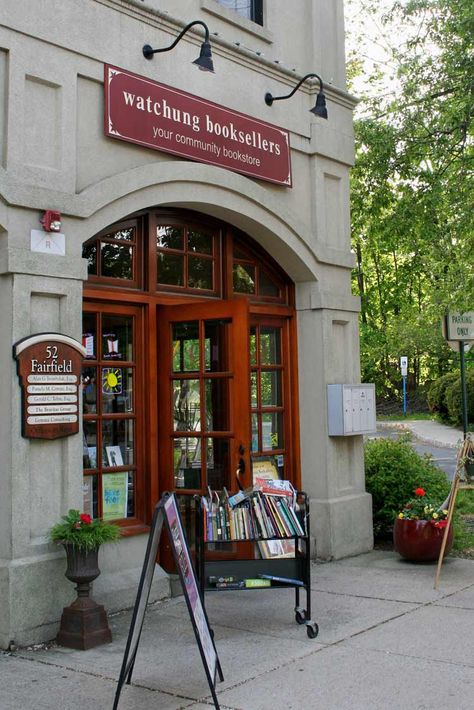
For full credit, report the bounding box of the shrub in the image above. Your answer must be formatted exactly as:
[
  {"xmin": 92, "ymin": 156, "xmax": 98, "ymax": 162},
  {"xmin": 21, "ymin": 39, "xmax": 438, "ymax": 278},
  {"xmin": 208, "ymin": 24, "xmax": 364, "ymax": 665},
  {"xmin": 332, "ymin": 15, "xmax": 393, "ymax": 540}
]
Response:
[
  {"xmin": 427, "ymin": 372, "xmax": 458, "ymax": 419},
  {"xmin": 364, "ymin": 436, "xmax": 450, "ymax": 536},
  {"xmin": 445, "ymin": 369, "xmax": 474, "ymax": 427}
]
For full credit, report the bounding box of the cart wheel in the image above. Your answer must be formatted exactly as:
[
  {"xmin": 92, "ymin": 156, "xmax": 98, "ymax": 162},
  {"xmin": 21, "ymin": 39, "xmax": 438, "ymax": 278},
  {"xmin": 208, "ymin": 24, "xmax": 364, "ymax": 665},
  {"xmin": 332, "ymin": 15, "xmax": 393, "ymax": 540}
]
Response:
[
  {"xmin": 306, "ymin": 622, "xmax": 319, "ymax": 639},
  {"xmin": 295, "ymin": 609, "xmax": 306, "ymax": 625}
]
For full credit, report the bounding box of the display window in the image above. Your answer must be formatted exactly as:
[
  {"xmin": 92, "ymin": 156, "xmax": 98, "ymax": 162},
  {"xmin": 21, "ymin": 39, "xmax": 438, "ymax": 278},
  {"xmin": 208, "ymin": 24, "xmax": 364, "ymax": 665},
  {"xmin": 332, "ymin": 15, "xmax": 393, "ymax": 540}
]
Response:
[{"xmin": 82, "ymin": 304, "xmax": 143, "ymax": 531}]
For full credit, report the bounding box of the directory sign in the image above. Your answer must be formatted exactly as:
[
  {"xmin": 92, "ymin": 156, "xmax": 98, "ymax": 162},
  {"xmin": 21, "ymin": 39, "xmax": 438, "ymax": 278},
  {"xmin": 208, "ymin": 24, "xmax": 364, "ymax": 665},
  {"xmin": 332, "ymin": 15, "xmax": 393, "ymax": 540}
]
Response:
[{"xmin": 14, "ymin": 333, "xmax": 86, "ymax": 439}]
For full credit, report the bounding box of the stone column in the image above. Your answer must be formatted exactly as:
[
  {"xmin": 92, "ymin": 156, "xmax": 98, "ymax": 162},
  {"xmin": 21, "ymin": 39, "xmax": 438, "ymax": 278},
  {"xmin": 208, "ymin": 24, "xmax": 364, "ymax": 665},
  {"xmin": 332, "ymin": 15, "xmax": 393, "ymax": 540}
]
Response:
[{"xmin": 0, "ymin": 213, "xmax": 87, "ymax": 648}]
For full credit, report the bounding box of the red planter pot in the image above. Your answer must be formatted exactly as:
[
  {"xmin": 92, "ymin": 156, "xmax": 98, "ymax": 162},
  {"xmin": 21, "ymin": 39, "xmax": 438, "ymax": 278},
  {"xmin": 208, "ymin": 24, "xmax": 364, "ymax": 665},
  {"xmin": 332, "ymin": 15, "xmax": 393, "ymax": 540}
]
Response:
[{"xmin": 393, "ymin": 518, "xmax": 453, "ymax": 562}]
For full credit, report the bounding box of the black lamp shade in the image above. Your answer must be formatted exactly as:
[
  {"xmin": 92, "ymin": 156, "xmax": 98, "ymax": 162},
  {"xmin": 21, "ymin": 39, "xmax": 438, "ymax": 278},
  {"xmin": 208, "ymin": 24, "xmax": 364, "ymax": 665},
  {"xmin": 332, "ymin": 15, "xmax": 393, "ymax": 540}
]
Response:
[
  {"xmin": 310, "ymin": 92, "xmax": 328, "ymax": 119},
  {"xmin": 193, "ymin": 41, "xmax": 214, "ymax": 72}
]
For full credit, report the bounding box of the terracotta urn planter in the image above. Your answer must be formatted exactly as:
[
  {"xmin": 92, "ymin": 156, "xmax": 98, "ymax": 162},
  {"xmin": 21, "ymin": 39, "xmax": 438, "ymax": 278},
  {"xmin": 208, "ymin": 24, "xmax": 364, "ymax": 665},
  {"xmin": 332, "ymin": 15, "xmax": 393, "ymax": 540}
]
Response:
[{"xmin": 393, "ymin": 518, "xmax": 453, "ymax": 562}]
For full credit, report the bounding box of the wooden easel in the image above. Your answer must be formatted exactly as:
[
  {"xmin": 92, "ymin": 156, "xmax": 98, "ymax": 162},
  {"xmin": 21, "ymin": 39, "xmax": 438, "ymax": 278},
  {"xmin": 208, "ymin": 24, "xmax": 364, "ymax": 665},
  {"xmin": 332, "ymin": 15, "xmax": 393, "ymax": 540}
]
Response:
[{"xmin": 434, "ymin": 435, "xmax": 474, "ymax": 589}]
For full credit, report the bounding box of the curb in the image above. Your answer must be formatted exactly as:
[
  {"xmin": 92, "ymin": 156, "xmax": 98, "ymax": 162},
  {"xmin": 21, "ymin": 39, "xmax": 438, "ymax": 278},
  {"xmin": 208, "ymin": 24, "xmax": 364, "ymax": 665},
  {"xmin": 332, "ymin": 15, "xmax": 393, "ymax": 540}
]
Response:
[
  {"xmin": 377, "ymin": 420, "xmax": 461, "ymax": 450},
  {"xmin": 377, "ymin": 421, "xmax": 410, "ymax": 432},
  {"xmin": 411, "ymin": 435, "xmax": 459, "ymax": 450}
]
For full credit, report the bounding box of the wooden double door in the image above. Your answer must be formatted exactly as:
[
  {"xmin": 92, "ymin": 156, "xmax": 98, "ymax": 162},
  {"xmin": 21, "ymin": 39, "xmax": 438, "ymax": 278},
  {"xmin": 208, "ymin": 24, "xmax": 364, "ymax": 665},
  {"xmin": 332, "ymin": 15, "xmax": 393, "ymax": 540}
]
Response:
[{"xmin": 157, "ymin": 297, "xmax": 296, "ymax": 566}]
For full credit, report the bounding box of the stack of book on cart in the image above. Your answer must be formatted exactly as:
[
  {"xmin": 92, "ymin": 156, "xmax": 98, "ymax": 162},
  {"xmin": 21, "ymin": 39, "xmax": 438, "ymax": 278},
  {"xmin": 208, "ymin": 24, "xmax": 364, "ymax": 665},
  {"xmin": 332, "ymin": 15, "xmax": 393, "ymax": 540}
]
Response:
[{"xmin": 199, "ymin": 478, "xmax": 305, "ymax": 543}]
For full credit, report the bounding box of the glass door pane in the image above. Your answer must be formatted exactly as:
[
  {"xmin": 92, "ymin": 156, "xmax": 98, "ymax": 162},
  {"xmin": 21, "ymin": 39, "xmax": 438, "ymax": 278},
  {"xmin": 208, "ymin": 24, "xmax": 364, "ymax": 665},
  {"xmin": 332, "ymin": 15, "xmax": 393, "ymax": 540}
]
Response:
[{"xmin": 169, "ymin": 318, "xmax": 232, "ymax": 491}]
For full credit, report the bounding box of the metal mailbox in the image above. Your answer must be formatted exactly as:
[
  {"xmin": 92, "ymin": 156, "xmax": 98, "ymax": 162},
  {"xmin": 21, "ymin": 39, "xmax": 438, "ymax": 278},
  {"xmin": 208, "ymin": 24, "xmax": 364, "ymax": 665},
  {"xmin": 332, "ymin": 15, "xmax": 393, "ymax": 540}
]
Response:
[{"xmin": 327, "ymin": 384, "xmax": 376, "ymax": 436}]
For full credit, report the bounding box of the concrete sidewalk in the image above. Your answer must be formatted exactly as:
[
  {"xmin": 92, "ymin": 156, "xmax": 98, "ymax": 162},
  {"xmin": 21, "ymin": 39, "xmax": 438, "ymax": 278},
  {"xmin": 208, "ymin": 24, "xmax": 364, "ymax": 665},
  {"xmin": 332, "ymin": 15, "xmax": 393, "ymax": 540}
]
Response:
[
  {"xmin": 2, "ymin": 550, "xmax": 474, "ymax": 709},
  {"xmin": 377, "ymin": 418, "xmax": 464, "ymax": 449}
]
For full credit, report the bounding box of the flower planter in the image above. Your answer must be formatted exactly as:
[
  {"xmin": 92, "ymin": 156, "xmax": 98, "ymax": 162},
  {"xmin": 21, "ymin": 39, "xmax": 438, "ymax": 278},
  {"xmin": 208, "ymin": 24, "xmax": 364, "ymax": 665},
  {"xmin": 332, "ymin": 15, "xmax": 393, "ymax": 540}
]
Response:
[
  {"xmin": 56, "ymin": 544, "xmax": 112, "ymax": 650},
  {"xmin": 393, "ymin": 518, "xmax": 453, "ymax": 562}
]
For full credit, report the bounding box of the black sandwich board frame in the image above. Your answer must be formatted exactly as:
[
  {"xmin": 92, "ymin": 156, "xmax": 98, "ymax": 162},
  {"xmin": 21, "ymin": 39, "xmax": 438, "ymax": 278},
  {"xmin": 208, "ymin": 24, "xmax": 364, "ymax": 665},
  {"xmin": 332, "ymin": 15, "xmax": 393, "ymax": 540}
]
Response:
[{"xmin": 113, "ymin": 492, "xmax": 224, "ymax": 710}]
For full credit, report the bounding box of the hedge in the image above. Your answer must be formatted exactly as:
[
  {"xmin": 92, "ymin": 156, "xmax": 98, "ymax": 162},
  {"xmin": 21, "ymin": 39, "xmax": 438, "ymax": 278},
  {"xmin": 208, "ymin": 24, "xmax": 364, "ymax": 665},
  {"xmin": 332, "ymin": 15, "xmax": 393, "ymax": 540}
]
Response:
[
  {"xmin": 445, "ymin": 369, "xmax": 474, "ymax": 426},
  {"xmin": 427, "ymin": 372, "xmax": 458, "ymax": 418}
]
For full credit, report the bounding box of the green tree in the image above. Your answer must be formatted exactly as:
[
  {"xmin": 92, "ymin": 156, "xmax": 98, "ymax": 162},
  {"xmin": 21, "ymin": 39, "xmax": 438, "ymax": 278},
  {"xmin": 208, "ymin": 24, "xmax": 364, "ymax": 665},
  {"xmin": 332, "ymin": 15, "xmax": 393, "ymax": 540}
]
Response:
[{"xmin": 347, "ymin": 0, "xmax": 474, "ymax": 398}]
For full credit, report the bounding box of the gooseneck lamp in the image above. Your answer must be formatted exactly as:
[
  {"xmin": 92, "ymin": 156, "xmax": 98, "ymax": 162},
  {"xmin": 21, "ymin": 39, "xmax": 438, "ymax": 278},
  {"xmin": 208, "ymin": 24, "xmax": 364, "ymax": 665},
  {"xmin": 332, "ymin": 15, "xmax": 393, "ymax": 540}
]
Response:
[
  {"xmin": 143, "ymin": 20, "xmax": 214, "ymax": 72},
  {"xmin": 265, "ymin": 73, "xmax": 328, "ymax": 119}
]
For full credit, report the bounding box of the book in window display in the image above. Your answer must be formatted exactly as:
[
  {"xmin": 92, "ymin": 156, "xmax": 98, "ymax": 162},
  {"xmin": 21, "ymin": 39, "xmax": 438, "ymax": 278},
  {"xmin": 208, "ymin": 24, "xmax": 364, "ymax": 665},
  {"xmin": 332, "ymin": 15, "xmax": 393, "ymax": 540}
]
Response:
[
  {"xmin": 82, "ymin": 333, "xmax": 95, "ymax": 359},
  {"xmin": 87, "ymin": 446, "xmax": 97, "ymax": 469},
  {"xmin": 103, "ymin": 333, "xmax": 122, "ymax": 360},
  {"xmin": 102, "ymin": 472, "xmax": 128, "ymax": 520},
  {"xmin": 106, "ymin": 444, "xmax": 124, "ymax": 467},
  {"xmin": 82, "ymin": 476, "xmax": 94, "ymax": 518}
]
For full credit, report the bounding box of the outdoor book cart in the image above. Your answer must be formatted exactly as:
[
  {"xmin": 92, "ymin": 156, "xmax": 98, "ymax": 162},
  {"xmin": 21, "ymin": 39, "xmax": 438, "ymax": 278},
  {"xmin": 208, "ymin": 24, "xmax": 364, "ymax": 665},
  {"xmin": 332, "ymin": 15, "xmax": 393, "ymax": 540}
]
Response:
[{"xmin": 195, "ymin": 490, "xmax": 319, "ymax": 639}]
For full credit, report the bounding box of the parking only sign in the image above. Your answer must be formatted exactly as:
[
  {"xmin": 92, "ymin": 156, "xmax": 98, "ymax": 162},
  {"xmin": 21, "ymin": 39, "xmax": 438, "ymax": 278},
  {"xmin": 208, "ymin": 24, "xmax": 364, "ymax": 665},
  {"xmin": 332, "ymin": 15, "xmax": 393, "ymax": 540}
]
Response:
[{"xmin": 400, "ymin": 357, "xmax": 408, "ymax": 377}]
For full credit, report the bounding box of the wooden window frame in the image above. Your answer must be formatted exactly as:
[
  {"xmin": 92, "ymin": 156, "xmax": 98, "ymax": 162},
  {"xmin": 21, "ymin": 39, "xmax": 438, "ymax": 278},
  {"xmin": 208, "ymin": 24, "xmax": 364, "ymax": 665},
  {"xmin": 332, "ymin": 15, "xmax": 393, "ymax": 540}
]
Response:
[
  {"xmin": 82, "ymin": 301, "xmax": 147, "ymax": 534},
  {"xmin": 150, "ymin": 212, "xmax": 222, "ymax": 297},
  {"xmin": 83, "ymin": 218, "xmax": 141, "ymax": 290},
  {"xmin": 227, "ymin": 228, "xmax": 292, "ymax": 305},
  {"xmin": 248, "ymin": 313, "xmax": 301, "ymax": 489}
]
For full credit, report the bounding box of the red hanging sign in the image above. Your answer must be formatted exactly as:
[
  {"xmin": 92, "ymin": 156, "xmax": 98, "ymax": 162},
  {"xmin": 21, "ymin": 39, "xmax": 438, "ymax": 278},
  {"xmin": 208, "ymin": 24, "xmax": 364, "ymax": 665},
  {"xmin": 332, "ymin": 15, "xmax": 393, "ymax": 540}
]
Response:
[{"xmin": 104, "ymin": 64, "xmax": 292, "ymax": 187}]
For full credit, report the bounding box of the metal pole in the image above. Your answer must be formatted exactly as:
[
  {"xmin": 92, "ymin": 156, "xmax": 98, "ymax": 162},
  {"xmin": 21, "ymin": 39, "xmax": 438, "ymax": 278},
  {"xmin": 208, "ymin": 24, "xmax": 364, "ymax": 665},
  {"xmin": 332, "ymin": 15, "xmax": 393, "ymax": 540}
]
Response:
[
  {"xmin": 460, "ymin": 341, "xmax": 468, "ymax": 439},
  {"xmin": 402, "ymin": 376, "xmax": 407, "ymax": 416}
]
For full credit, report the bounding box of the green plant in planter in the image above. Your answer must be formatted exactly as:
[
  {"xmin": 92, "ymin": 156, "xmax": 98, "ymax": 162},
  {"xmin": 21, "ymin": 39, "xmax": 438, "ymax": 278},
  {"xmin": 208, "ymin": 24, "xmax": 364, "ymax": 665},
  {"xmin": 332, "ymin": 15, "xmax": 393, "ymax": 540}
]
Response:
[
  {"xmin": 397, "ymin": 487, "xmax": 449, "ymax": 528},
  {"xmin": 49, "ymin": 509, "xmax": 121, "ymax": 551},
  {"xmin": 394, "ymin": 487, "xmax": 453, "ymax": 562}
]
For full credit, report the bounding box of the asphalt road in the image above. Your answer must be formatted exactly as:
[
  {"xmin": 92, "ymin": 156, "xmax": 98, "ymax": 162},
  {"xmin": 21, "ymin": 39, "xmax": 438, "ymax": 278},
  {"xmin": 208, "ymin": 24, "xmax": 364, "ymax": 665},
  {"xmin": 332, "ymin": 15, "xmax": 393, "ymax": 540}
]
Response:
[{"xmin": 368, "ymin": 429, "xmax": 457, "ymax": 481}]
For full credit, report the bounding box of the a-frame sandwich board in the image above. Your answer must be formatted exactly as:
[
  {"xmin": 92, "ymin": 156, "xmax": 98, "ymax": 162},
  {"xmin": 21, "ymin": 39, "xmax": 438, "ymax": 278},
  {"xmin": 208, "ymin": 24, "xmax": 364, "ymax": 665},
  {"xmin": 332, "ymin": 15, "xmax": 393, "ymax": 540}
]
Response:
[{"xmin": 113, "ymin": 492, "xmax": 223, "ymax": 709}]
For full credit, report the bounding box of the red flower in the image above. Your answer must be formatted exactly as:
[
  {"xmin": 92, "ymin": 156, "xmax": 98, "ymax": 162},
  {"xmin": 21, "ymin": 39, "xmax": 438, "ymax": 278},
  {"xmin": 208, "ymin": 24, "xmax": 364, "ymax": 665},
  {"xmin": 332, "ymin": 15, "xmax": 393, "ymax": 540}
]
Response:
[
  {"xmin": 80, "ymin": 513, "xmax": 92, "ymax": 525},
  {"xmin": 414, "ymin": 488, "xmax": 426, "ymax": 497},
  {"xmin": 434, "ymin": 519, "xmax": 448, "ymax": 528}
]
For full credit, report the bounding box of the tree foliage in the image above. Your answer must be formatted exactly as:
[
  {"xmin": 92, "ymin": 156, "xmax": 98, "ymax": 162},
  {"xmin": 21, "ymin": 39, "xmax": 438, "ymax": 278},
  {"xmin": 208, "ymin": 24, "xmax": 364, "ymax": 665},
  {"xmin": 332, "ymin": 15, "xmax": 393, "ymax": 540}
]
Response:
[{"xmin": 348, "ymin": 0, "xmax": 474, "ymax": 397}]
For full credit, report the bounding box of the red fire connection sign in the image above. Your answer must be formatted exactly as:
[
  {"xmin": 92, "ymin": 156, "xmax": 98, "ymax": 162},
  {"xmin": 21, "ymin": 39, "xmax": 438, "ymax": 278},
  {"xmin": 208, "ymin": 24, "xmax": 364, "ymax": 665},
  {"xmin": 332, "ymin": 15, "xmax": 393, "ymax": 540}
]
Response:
[{"xmin": 104, "ymin": 65, "xmax": 292, "ymax": 187}]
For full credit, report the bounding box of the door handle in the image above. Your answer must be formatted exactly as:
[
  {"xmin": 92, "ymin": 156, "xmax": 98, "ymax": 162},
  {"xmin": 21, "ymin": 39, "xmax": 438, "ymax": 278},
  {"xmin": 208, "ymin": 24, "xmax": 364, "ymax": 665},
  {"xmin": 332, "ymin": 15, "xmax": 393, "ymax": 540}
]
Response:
[
  {"xmin": 236, "ymin": 444, "xmax": 246, "ymax": 490},
  {"xmin": 238, "ymin": 444, "xmax": 246, "ymax": 474}
]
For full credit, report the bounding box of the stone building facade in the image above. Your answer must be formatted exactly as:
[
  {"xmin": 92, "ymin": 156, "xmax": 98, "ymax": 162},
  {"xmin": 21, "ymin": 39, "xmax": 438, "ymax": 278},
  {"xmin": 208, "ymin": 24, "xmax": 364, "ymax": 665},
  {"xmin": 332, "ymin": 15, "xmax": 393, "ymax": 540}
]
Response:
[{"xmin": 0, "ymin": 0, "xmax": 373, "ymax": 648}]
